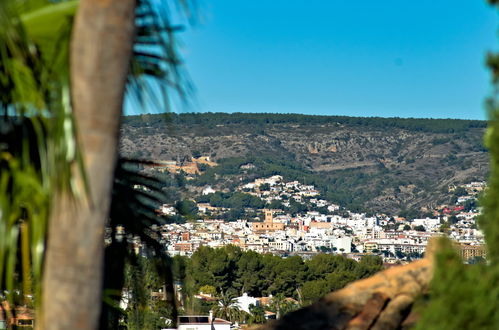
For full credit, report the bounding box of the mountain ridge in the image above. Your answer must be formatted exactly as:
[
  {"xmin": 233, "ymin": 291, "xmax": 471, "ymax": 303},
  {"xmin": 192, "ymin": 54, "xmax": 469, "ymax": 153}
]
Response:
[{"xmin": 119, "ymin": 113, "xmax": 488, "ymax": 215}]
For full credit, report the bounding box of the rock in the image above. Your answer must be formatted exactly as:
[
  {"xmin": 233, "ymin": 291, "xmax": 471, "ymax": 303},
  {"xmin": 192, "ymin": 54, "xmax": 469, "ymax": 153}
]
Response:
[
  {"xmin": 371, "ymin": 294, "xmax": 414, "ymax": 330},
  {"xmin": 257, "ymin": 243, "xmax": 437, "ymax": 330},
  {"xmin": 346, "ymin": 293, "xmax": 389, "ymax": 330}
]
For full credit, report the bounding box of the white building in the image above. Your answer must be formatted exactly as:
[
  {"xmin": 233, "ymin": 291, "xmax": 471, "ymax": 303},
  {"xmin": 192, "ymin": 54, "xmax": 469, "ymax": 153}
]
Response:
[
  {"xmin": 202, "ymin": 186, "xmax": 216, "ymax": 195},
  {"xmin": 235, "ymin": 293, "xmax": 260, "ymax": 313},
  {"xmin": 177, "ymin": 313, "xmax": 231, "ymax": 330},
  {"xmin": 269, "ymin": 240, "xmax": 294, "ymax": 252},
  {"xmin": 158, "ymin": 204, "xmax": 176, "ymax": 216},
  {"xmin": 412, "ymin": 218, "xmax": 440, "ymax": 230},
  {"xmin": 332, "ymin": 236, "xmax": 352, "ymax": 253}
]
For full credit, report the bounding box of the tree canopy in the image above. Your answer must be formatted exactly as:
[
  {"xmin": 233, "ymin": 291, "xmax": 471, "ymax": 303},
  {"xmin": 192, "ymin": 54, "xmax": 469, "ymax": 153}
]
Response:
[{"xmin": 175, "ymin": 246, "xmax": 383, "ymax": 307}]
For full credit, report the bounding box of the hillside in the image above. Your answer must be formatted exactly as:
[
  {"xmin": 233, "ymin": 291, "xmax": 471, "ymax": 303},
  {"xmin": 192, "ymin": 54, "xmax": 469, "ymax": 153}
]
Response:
[{"xmin": 119, "ymin": 113, "xmax": 488, "ymax": 215}]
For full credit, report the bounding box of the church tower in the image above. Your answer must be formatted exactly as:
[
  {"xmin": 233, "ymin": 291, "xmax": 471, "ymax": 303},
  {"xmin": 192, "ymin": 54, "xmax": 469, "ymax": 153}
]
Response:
[{"xmin": 264, "ymin": 209, "xmax": 273, "ymax": 223}]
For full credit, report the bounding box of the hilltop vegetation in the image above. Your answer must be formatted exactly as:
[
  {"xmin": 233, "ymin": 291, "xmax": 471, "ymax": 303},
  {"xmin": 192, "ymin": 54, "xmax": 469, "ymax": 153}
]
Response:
[
  {"xmin": 123, "ymin": 112, "xmax": 485, "ymax": 133},
  {"xmin": 173, "ymin": 245, "xmax": 384, "ymax": 307},
  {"xmin": 120, "ymin": 113, "xmax": 488, "ymax": 214}
]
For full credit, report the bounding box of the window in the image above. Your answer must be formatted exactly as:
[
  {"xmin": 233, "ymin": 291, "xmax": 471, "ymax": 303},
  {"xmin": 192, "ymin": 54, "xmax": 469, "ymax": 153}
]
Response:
[{"xmin": 17, "ymin": 319, "xmax": 34, "ymax": 326}]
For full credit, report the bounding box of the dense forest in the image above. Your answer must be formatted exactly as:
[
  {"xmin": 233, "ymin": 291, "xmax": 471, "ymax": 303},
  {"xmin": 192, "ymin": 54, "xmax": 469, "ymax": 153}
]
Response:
[
  {"xmin": 120, "ymin": 113, "xmax": 488, "ymax": 214},
  {"xmin": 171, "ymin": 246, "xmax": 384, "ymax": 309},
  {"xmin": 122, "ymin": 246, "xmax": 383, "ymax": 326}
]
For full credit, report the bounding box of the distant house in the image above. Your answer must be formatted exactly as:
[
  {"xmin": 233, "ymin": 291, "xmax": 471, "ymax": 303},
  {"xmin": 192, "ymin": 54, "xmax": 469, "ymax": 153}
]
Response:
[
  {"xmin": 412, "ymin": 218, "xmax": 440, "ymax": 230},
  {"xmin": 157, "ymin": 204, "xmax": 177, "ymax": 216},
  {"xmin": 0, "ymin": 305, "xmax": 34, "ymax": 329},
  {"xmin": 175, "ymin": 242, "xmax": 193, "ymax": 252},
  {"xmin": 194, "ymin": 293, "xmax": 218, "ymax": 302},
  {"xmin": 327, "ymin": 204, "xmax": 340, "ymax": 212},
  {"xmin": 459, "ymin": 244, "xmax": 486, "ymax": 261},
  {"xmin": 177, "ymin": 313, "xmax": 231, "ymax": 330},
  {"xmin": 240, "ymin": 163, "xmax": 256, "ymax": 170},
  {"xmin": 235, "ymin": 293, "xmax": 259, "ymax": 313},
  {"xmin": 202, "ymin": 186, "xmax": 216, "ymax": 195}
]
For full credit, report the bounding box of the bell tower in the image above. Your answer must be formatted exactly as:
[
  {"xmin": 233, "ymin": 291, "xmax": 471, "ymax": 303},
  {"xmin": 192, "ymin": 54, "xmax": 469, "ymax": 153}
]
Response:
[{"xmin": 264, "ymin": 209, "xmax": 273, "ymax": 223}]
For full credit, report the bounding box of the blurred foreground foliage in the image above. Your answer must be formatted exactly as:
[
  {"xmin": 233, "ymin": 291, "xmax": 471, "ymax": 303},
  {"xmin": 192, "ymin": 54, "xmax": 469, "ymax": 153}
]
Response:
[{"xmin": 416, "ymin": 2, "xmax": 499, "ymax": 329}]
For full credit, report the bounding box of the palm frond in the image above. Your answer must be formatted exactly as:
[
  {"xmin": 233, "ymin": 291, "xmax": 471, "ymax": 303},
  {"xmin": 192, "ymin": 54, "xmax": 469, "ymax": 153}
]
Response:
[
  {"xmin": 99, "ymin": 1, "xmax": 198, "ymax": 325},
  {"xmin": 101, "ymin": 158, "xmax": 180, "ymax": 328},
  {"xmin": 127, "ymin": 0, "xmax": 195, "ymax": 113},
  {"xmin": 0, "ymin": 0, "xmax": 82, "ymax": 312},
  {"xmin": 1, "ymin": 0, "xmax": 197, "ymax": 326}
]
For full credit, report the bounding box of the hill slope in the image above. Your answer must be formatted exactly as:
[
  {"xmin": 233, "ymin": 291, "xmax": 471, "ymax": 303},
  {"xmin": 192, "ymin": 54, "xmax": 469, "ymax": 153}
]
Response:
[{"xmin": 119, "ymin": 113, "xmax": 488, "ymax": 214}]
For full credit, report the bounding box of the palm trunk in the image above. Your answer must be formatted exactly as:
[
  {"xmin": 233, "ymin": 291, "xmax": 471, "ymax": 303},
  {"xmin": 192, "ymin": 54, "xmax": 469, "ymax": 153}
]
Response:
[{"xmin": 39, "ymin": 1, "xmax": 136, "ymax": 329}]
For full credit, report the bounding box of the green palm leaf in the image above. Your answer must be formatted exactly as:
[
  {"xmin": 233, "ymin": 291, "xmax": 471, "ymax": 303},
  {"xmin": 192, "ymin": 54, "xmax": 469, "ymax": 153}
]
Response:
[
  {"xmin": 1, "ymin": 0, "xmax": 196, "ymax": 327},
  {"xmin": 0, "ymin": 0, "xmax": 79, "ymax": 313}
]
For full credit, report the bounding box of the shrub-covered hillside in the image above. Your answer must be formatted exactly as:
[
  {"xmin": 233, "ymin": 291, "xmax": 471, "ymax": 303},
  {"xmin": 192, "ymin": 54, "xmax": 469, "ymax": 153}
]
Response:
[{"xmin": 120, "ymin": 113, "xmax": 488, "ymax": 214}]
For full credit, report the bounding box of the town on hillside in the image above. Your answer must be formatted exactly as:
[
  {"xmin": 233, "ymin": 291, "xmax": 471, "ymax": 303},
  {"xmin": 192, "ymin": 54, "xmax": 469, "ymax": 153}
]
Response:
[{"xmin": 138, "ymin": 174, "xmax": 486, "ymax": 264}]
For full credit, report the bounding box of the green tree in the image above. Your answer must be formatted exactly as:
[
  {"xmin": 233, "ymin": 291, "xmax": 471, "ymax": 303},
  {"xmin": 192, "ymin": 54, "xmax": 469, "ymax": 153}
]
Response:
[
  {"xmin": 453, "ymin": 186, "xmax": 468, "ymax": 197},
  {"xmin": 248, "ymin": 304, "xmax": 266, "ymax": 325},
  {"xmin": 395, "ymin": 250, "xmax": 406, "ymax": 259},
  {"xmin": 124, "ymin": 257, "xmax": 174, "ymax": 330},
  {"xmin": 188, "ymin": 246, "xmax": 235, "ymax": 293},
  {"xmin": 325, "ymin": 271, "xmax": 357, "ymax": 292},
  {"xmin": 267, "ymin": 199, "xmax": 285, "ymax": 210},
  {"xmin": 260, "ymin": 254, "xmax": 282, "ymax": 294},
  {"xmin": 269, "ymin": 256, "xmax": 307, "ymax": 297},
  {"xmin": 199, "ymin": 285, "xmax": 217, "ymax": 296},
  {"xmin": 175, "ymin": 171, "xmax": 187, "ymax": 188},
  {"xmin": 355, "ymin": 255, "xmax": 383, "ymax": 278},
  {"xmin": 414, "ymin": 225, "xmax": 426, "ymax": 232},
  {"xmin": 439, "ymin": 221, "xmax": 451, "ymax": 233},
  {"xmin": 463, "ymin": 198, "xmax": 477, "ymax": 211},
  {"xmin": 259, "ymin": 183, "xmax": 271, "ymax": 191},
  {"xmin": 306, "ymin": 254, "xmax": 356, "ymax": 280},
  {"xmin": 172, "ymin": 255, "xmax": 188, "ymax": 282},
  {"xmin": 176, "ymin": 200, "xmax": 199, "ymax": 218},
  {"xmin": 212, "ymin": 293, "xmax": 246, "ymax": 323},
  {"xmin": 269, "ymin": 293, "xmax": 300, "ymax": 319},
  {"xmin": 301, "ymin": 279, "xmax": 330, "ymax": 304},
  {"xmin": 0, "ymin": 0, "xmax": 194, "ymax": 328},
  {"xmin": 235, "ymin": 250, "xmax": 264, "ymax": 296}
]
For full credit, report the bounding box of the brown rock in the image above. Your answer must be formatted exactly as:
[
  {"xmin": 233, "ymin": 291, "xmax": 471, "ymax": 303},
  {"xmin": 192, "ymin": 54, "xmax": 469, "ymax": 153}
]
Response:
[
  {"xmin": 371, "ymin": 294, "xmax": 414, "ymax": 330},
  {"xmin": 323, "ymin": 258, "xmax": 432, "ymax": 308},
  {"xmin": 346, "ymin": 293, "xmax": 389, "ymax": 330},
  {"xmin": 257, "ymin": 245, "xmax": 437, "ymax": 330}
]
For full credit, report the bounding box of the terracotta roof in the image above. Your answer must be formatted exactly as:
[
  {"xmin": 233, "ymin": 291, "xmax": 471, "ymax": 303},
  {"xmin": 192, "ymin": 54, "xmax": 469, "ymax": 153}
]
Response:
[{"xmin": 256, "ymin": 297, "xmax": 272, "ymax": 305}]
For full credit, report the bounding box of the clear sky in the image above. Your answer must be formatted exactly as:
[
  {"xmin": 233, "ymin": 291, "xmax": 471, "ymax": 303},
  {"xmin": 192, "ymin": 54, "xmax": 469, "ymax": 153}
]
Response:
[{"xmin": 164, "ymin": 1, "xmax": 498, "ymax": 119}]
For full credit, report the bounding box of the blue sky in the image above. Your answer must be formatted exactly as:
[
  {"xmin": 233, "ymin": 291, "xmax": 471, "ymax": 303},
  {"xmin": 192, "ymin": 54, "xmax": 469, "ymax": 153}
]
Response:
[{"xmin": 161, "ymin": 1, "xmax": 498, "ymax": 119}]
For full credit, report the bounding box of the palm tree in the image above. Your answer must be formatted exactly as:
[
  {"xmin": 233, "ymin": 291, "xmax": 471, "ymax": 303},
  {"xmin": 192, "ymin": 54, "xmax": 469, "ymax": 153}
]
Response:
[
  {"xmin": 269, "ymin": 293, "xmax": 300, "ymax": 319},
  {"xmin": 269, "ymin": 293, "xmax": 286, "ymax": 319},
  {"xmin": 248, "ymin": 304, "xmax": 266, "ymax": 325},
  {"xmin": 39, "ymin": 1, "xmax": 137, "ymax": 327},
  {"xmin": 1, "ymin": 0, "xmax": 193, "ymax": 329},
  {"xmin": 0, "ymin": 0, "xmax": 81, "ymax": 312},
  {"xmin": 212, "ymin": 293, "xmax": 246, "ymax": 323}
]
